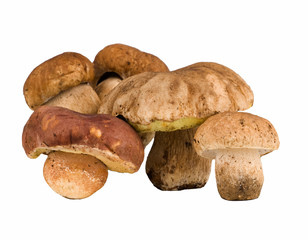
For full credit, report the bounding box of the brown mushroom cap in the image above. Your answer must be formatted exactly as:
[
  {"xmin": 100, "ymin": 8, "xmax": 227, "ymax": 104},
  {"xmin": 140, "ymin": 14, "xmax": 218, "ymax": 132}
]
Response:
[
  {"xmin": 98, "ymin": 62, "xmax": 254, "ymax": 131},
  {"xmin": 43, "ymin": 152, "xmax": 108, "ymax": 199},
  {"xmin": 93, "ymin": 43, "xmax": 169, "ymax": 83},
  {"xmin": 22, "ymin": 105, "xmax": 144, "ymax": 173},
  {"xmin": 23, "ymin": 52, "xmax": 95, "ymax": 110},
  {"xmin": 194, "ymin": 112, "xmax": 280, "ymax": 159}
]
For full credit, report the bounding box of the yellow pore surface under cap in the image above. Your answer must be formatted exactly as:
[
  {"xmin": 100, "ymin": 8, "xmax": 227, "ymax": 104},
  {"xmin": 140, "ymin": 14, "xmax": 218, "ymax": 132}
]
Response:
[{"xmin": 129, "ymin": 117, "xmax": 206, "ymax": 133}]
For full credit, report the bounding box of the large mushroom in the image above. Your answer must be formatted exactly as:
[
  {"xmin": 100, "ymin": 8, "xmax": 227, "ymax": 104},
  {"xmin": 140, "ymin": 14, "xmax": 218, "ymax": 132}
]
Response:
[
  {"xmin": 23, "ymin": 106, "xmax": 144, "ymax": 172},
  {"xmin": 22, "ymin": 106, "xmax": 144, "ymax": 198},
  {"xmin": 93, "ymin": 44, "xmax": 169, "ymax": 146},
  {"xmin": 194, "ymin": 112, "xmax": 279, "ymax": 200},
  {"xmin": 98, "ymin": 62, "xmax": 254, "ymax": 190}
]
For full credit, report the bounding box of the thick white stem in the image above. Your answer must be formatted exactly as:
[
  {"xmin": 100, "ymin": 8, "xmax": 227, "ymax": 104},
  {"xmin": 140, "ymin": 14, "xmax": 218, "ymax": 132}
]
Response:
[
  {"xmin": 215, "ymin": 148, "xmax": 264, "ymax": 200},
  {"xmin": 44, "ymin": 152, "xmax": 108, "ymax": 199},
  {"xmin": 146, "ymin": 127, "xmax": 212, "ymax": 190},
  {"xmin": 45, "ymin": 84, "xmax": 101, "ymax": 114}
]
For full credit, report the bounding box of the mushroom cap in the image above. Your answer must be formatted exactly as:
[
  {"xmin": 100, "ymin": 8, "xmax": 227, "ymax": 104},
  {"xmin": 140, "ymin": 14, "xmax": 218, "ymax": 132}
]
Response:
[
  {"xmin": 194, "ymin": 112, "xmax": 280, "ymax": 159},
  {"xmin": 93, "ymin": 43, "xmax": 169, "ymax": 83},
  {"xmin": 98, "ymin": 62, "xmax": 253, "ymax": 132},
  {"xmin": 22, "ymin": 106, "xmax": 144, "ymax": 173},
  {"xmin": 43, "ymin": 152, "xmax": 108, "ymax": 199},
  {"xmin": 23, "ymin": 52, "xmax": 95, "ymax": 110}
]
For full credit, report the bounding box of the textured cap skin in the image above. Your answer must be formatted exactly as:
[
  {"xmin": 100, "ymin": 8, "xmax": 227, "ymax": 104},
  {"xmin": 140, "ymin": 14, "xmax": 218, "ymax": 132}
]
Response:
[
  {"xmin": 93, "ymin": 43, "xmax": 169, "ymax": 83},
  {"xmin": 194, "ymin": 112, "xmax": 280, "ymax": 159},
  {"xmin": 22, "ymin": 106, "xmax": 144, "ymax": 173},
  {"xmin": 24, "ymin": 52, "xmax": 95, "ymax": 110},
  {"xmin": 44, "ymin": 152, "xmax": 108, "ymax": 199},
  {"xmin": 98, "ymin": 62, "xmax": 254, "ymax": 126}
]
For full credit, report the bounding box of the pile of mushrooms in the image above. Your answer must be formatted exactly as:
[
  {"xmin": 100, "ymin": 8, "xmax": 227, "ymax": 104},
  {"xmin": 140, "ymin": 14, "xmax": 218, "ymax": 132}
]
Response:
[{"xmin": 22, "ymin": 43, "xmax": 279, "ymax": 200}]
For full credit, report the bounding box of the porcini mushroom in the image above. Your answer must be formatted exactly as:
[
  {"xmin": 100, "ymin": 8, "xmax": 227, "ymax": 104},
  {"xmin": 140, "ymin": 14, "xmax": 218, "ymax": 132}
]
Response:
[
  {"xmin": 93, "ymin": 44, "xmax": 170, "ymax": 146},
  {"xmin": 98, "ymin": 62, "xmax": 254, "ymax": 190},
  {"xmin": 23, "ymin": 52, "xmax": 100, "ymax": 113},
  {"xmin": 22, "ymin": 106, "xmax": 144, "ymax": 173},
  {"xmin": 194, "ymin": 112, "xmax": 279, "ymax": 200}
]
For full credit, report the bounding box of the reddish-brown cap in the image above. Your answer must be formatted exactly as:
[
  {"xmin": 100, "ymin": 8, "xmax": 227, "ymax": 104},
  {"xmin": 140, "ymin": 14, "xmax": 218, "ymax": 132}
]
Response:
[{"xmin": 22, "ymin": 106, "xmax": 144, "ymax": 173}]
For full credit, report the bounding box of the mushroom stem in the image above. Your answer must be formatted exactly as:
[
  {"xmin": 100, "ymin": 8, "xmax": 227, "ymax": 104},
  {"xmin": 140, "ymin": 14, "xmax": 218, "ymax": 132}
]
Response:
[
  {"xmin": 44, "ymin": 84, "xmax": 101, "ymax": 114},
  {"xmin": 44, "ymin": 152, "xmax": 108, "ymax": 199},
  {"xmin": 146, "ymin": 127, "xmax": 212, "ymax": 190},
  {"xmin": 215, "ymin": 148, "xmax": 264, "ymax": 201}
]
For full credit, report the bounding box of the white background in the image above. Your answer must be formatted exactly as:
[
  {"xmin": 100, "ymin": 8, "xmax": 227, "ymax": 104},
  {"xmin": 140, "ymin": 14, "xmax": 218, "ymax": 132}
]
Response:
[{"xmin": 1, "ymin": 0, "xmax": 307, "ymax": 239}]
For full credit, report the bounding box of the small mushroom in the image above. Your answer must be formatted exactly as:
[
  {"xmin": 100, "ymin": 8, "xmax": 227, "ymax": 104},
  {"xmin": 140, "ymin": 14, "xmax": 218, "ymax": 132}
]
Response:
[
  {"xmin": 98, "ymin": 62, "xmax": 254, "ymax": 190},
  {"xmin": 194, "ymin": 112, "xmax": 280, "ymax": 200},
  {"xmin": 94, "ymin": 44, "xmax": 169, "ymax": 146}
]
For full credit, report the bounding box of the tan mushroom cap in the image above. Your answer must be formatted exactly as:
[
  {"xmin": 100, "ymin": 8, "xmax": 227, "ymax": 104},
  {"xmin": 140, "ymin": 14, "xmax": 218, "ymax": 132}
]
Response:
[
  {"xmin": 194, "ymin": 112, "xmax": 280, "ymax": 159},
  {"xmin": 44, "ymin": 152, "xmax": 108, "ymax": 199},
  {"xmin": 22, "ymin": 106, "xmax": 144, "ymax": 173},
  {"xmin": 93, "ymin": 43, "xmax": 169, "ymax": 83},
  {"xmin": 23, "ymin": 52, "xmax": 95, "ymax": 110},
  {"xmin": 98, "ymin": 62, "xmax": 254, "ymax": 132}
]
